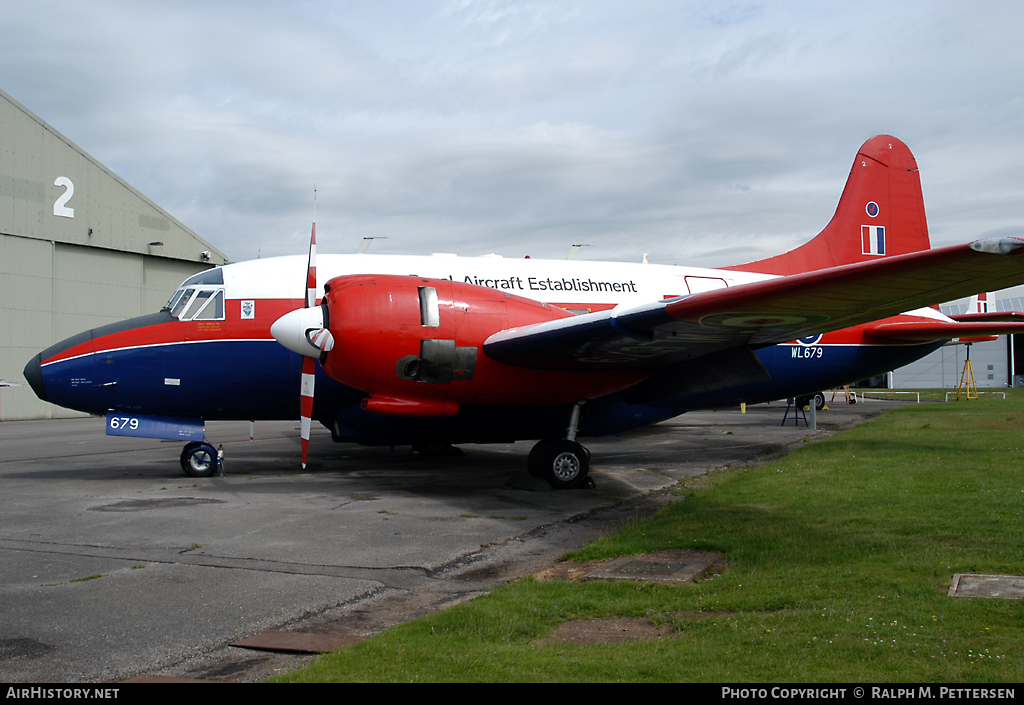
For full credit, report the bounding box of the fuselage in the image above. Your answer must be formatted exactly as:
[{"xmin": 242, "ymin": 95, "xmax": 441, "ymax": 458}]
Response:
[{"xmin": 25, "ymin": 253, "xmax": 946, "ymax": 445}]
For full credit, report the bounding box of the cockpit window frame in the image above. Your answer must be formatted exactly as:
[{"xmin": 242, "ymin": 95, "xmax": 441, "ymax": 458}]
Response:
[
  {"xmin": 165, "ymin": 288, "xmax": 187, "ymax": 315},
  {"xmin": 183, "ymin": 289, "xmax": 224, "ymax": 320},
  {"xmin": 166, "ymin": 286, "xmax": 226, "ymax": 321},
  {"xmin": 169, "ymin": 288, "xmax": 197, "ymax": 318}
]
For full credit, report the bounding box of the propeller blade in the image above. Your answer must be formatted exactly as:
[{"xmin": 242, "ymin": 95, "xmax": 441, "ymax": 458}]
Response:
[
  {"xmin": 306, "ymin": 221, "xmax": 317, "ymax": 308},
  {"xmin": 300, "ymin": 355, "xmax": 315, "ymax": 468},
  {"xmin": 308, "ymin": 327, "xmax": 335, "ymax": 352},
  {"xmin": 300, "ymin": 214, "xmax": 316, "ymax": 469}
]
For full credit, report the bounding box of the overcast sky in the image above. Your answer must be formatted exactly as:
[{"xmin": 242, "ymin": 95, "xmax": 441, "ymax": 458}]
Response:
[{"xmin": 2, "ymin": 1, "xmax": 1023, "ymax": 268}]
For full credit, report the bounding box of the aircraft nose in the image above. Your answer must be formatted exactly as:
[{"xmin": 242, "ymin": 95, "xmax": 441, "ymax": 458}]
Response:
[
  {"xmin": 23, "ymin": 353, "xmax": 46, "ymax": 401},
  {"xmin": 271, "ymin": 306, "xmax": 328, "ymax": 358}
]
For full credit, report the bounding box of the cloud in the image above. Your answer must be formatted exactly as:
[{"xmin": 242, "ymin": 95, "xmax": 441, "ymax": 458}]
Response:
[{"xmin": 1, "ymin": 1, "xmax": 1022, "ymax": 269}]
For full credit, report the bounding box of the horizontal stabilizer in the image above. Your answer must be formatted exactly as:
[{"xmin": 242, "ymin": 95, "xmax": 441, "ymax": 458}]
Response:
[
  {"xmin": 864, "ymin": 320, "xmax": 1024, "ymax": 343},
  {"xmin": 950, "ymin": 311, "xmax": 1024, "ymax": 323}
]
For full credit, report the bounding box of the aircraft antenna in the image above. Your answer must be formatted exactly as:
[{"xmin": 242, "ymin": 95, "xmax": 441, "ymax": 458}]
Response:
[
  {"xmin": 567, "ymin": 244, "xmax": 591, "ymax": 260},
  {"xmin": 356, "ymin": 236, "xmax": 388, "ymax": 254}
]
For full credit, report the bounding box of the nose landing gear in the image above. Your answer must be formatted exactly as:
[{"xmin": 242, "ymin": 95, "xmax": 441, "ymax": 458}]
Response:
[{"xmin": 180, "ymin": 441, "xmax": 219, "ymax": 478}]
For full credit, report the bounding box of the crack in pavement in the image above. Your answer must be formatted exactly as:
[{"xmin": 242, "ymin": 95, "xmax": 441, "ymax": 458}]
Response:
[{"xmin": 0, "ymin": 538, "xmax": 432, "ymax": 589}]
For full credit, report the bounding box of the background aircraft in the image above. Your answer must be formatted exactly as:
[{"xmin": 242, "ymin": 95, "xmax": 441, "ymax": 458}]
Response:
[{"xmin": 23, "ymin": 136, "xmax": 1024, "ymax": 489}]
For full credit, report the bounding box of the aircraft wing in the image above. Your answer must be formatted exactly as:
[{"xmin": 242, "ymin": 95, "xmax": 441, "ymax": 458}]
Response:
[{"xmin": 484, "ymin": 237, "xmax": 1024, "ymax": 370}]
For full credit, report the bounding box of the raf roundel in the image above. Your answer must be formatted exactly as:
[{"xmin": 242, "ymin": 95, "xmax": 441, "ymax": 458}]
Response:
[{"xmin": 866, "ymin": 201, "xmax": 879, "ymax": 217}]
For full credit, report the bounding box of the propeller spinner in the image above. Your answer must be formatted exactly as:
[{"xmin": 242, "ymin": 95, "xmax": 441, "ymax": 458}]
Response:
[{"xmin": 270, "ymin": 304, "xmax": 334, "ymax": 358}]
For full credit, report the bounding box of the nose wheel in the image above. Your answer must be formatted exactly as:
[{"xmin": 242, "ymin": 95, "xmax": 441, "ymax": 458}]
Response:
[{"xmin": 180, "ymin": 441, "xmax": 219, "ymax": 477}]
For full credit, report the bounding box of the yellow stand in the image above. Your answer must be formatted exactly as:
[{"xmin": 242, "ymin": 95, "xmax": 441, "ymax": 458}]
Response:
[
  {"xmin": 956, "ymin": 345, "xmax": 978, "ymax": 400},
  {"xmin": 830, "ymin": 386, "xmax": 855, "ymax": 404}
]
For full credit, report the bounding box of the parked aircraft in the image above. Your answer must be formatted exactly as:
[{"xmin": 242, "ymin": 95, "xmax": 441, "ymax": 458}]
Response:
[{"xmin": 23, "ymin": 136, "xmax": 1024, "ymax": 488}]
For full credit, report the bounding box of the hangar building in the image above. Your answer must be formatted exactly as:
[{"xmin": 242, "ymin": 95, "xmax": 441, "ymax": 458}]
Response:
[{"xmin": 1, "ymin": 88, "xmax": 228, "ymax": 420}]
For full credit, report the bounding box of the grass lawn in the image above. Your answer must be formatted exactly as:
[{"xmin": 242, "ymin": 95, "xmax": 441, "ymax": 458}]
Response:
[{"xmin": 276, "ymin": 392, "xmax": 1024, "ymax": 682}]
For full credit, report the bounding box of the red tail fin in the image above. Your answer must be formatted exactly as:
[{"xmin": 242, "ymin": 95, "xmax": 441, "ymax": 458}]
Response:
[{"xmin": 724, "ymin": 135, "xmax": 930, "ymax": 275}]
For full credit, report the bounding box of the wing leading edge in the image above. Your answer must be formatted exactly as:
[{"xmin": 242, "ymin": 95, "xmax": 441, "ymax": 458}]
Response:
[{"xmin": 483, "ymin": 237, "xmax": 1024, "ymax": 370}]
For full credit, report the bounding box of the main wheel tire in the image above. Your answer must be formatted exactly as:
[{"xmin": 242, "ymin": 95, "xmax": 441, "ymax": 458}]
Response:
[
  {"xmin": 528, "ymin": 439, "xmax": 590, "ymax": 490},
  {"xmin": 813, "ymin": 392, "xmax": 826, "ymax": 411},
  {"xmin": 180, "ymin": 442, "xmax": 218, "ymax": 478}
]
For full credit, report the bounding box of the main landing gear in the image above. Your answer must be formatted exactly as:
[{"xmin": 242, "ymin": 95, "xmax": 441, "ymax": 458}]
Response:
[
  {"xmin": 811, "ymin": 392, "xmax": 826, "ymax": 411},
  {"xmin": 527, "ymin": 439, "xmax": 591, "ymax": 489},
  {"xmin": 526, "ymin": 402, "xmax": 592, "ymax": 490}
]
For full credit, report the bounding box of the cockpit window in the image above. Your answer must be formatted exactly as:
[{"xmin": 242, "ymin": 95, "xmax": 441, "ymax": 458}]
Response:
[
  {"xmin": 165, "ymin": 287, "xmax": 225, "ymax": 321},
  {"xmin": 184, "ymin": 290, "xmax": 223, "ymax": 320},
  {"xmin": 165, "ymin": 289, "xmax": 186, "ymax": 314},
  {"xmin": 181, "ymin": 268, "xmax": 224, "ymax": 287},
  {"xmin": 169, "ymin": 288, "xmax": 196, "ymax": 317},
  {"xmin": 163, "ymin": 269, "xmax": 227, "ymax": 320}
]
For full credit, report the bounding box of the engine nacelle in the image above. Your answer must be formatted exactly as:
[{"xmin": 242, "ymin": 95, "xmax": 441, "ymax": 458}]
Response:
[{"xmin": 319, "ymin": 275, "xmax": 647, "ymax": 416}]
